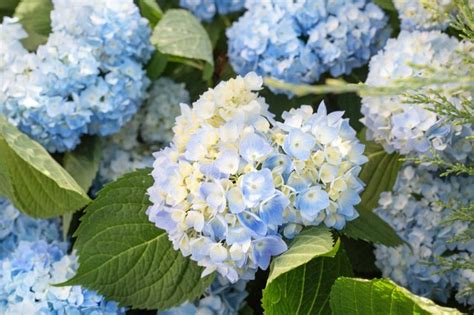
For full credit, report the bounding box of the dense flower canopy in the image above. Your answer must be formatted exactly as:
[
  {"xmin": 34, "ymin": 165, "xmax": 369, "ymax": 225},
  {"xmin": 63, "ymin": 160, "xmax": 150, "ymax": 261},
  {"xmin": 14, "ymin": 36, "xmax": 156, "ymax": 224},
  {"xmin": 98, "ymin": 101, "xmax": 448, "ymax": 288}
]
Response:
[
  {"xmin": 0, "ymin": 0, "xmax": 153, "ymax": 152},
  {"xmin": 227, "ymin": 0, "xmax": 390, "ymax": 95},
  {"xmin": 361, "ymin": 30, "xmax": 474, "ymax": 161},
  {"xmin": 147, "ymin": 73, "xmax": 367, "ymax": 282},
  {"xmin": 374, "ymin": 165, "xmax": 474, "ymax": 305}
]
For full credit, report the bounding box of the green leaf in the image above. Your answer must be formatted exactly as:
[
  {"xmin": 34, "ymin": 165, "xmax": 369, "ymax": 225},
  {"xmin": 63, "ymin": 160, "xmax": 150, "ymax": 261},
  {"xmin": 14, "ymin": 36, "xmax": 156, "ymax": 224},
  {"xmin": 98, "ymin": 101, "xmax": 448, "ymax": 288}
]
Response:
[
  {"xmin": 138, "ymin": 0, "xmax": 162, "ymax": 27},
  {"xmin": 330, "ymin": 278, "xmax": 462, "ymax": 315},
  {"xmin": 63, "ymin": 136, "xmax": 101, "ymax": 192},
  {"xmin": 267, "ymin": 227, "xmax": 338, "ymax": 285},
  {"xmin": 0, "ymin": 116, "xmax": 90, "ymax": 218},
  {"xmin": 146, "ymin": 50, "xmax": 168, "ymax": 80},
  {"xmin": 0, "ymin": 0, "xmax": 20, "ymax": 18},
  {"xmin": 358, "ymin": 133, "xmax": 403, "ymax": 211},
  {"xmin": 372, "ymin": 0, "xmax": 396, "ymax": 11},
  {"xmin": 342, "ymin": 129, "xmax": 404, "ymax": 246},
  {"xmin": 152, "ymin": 9, "xmax": 214, "ymax": 73},
  {"xmin": 263, "ymin": 244, "xmax": 353, "ymax": 315},
  {"xmin": 63, "ymin": 169, "xmax": 214, "ymax": 310},
  {"xmin": 14, "ymin": 0, "xmax": 52, "ymax": 50}
]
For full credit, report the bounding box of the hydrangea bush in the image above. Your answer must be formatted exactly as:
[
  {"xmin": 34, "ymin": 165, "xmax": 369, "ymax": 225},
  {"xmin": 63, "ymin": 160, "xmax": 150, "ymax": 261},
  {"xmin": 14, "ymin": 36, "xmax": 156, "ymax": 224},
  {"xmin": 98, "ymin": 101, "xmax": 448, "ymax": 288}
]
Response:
[{"xmin": 0, "ymin": 0, "xmax": 472, "ymax": 314}]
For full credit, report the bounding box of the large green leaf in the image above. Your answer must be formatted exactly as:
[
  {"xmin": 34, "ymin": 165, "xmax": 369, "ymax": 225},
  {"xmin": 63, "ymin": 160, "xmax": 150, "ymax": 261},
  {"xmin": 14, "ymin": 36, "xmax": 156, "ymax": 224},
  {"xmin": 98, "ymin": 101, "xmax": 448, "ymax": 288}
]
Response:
[
  {"xmin": 151, "ymin": 9, "xmax": 214, "ymax": 70},
  {"xmin": 266, "ymin": 227, "xmax": 338, "ymax": 285},
  {"xmin": 64, "ymin": 169, "xmax": 214, "ymax": 310},
  {"xmin": 63, "ymin": 136, "xmax": 101, "ymax": 192},
  {"xmin": 0, "ymin": 116, "xmax": 90, "ymax": 218},
  {"xmin": 14, "ymin": 0, "xmax": 52, "ymax": 50},
  {"xmin": 342, "ymin": 129, "xmax": 403, "ymax": 246},
  {"xmin": 263, "ymin": 245, "xmax": 353, "ymax": 315},
  {"xmin": 330, "ymin": 278, "xmax": 461, "ymax": 315}
]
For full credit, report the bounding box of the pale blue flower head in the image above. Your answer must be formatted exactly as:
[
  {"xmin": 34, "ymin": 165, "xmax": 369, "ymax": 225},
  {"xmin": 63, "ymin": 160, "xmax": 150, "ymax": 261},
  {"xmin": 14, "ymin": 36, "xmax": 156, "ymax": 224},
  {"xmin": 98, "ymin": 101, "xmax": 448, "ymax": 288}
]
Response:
[
  {"xmin": 361, "ymin": 30, "xmax": 474, "ymax": 164},
  {"xmin": 0, "ymin": 240, "xmax": 126, "ymax": 314},
  {"xmin": 227, "ymin": 0, "xmax": 389, "ymax": 96},
  {"xmin": 0, "ymin": 0, "xmax": 153, "ymax": 152},
  {"xmin": 374, "ymin": 164, "xmax": 474, "ymax": 306}
]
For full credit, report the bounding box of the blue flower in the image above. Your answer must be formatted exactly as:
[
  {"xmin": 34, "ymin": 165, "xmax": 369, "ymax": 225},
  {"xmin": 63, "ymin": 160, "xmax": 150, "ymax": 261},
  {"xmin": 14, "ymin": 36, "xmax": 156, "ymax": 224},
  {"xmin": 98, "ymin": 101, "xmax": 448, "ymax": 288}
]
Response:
[
  {"xmin": 283, "ymin": 129, "xmax": 316, "ymax": 160},
  {"xmin": 259, "ymin": 192, "xmax": 289, "ymax": 226},
  {"xmin": 239, "ymin": 133, "xmax": 273, "ymax": 163},
  {"xmin": 240, "ymin": 169, "xmax": 275, "ymax": 207},
  {"xmin": 296, "ymin": 187, "xmax": 330, "ymax": 220},
  {"xmin": 251, "ymin": 236, "xmax": 287, "ymax": 269}
]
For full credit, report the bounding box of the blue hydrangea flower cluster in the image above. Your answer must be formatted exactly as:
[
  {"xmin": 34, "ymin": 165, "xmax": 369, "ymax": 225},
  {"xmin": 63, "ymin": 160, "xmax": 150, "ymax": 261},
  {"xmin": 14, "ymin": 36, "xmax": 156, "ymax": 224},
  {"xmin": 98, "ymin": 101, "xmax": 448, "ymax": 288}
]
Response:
[
  {"xmin": 226, "ymin": 0, "xmax": 389, "ymax": 95},
  {"xmin": 98, "ymin": 78, "xmax": 190, "ymax": 185},
  {"xmin": 393, "ymin": 0, "xmax": 455, "ymax": 30},
  {"xmin": 361, "ymin": 30, "xmax": 474, "ymax": 162},
  {"xmin": 374, "ymin": 165, "xmax": 474, "ymax": 306},
  {"xmin": 180, "ymin": 0, "xmax": 245, "ymax": 21},
  {"xmin": 0, "ymin": 198, "xmax": 60, "ymax": 259},
  {"xmin": 0, "ymin": 240, "xmax": 126, "ymax": 314},
  {"xmin": 0, "ymin": 0, "xmax": 153, "ymax": 152},
  {"xmin": 160, "ymin": 276, "xmax": 248, "ymax": 315},
  {"xmin": 147, "ymin": 73, "xmax": 367, "ymax": 282}
]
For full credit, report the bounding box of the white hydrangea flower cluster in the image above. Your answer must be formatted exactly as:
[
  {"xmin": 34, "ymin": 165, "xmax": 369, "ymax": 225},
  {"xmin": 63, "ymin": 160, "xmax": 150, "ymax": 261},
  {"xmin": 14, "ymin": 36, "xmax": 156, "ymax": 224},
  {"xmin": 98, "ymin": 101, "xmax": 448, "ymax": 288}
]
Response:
[
  {"xmin": 0, "ymin": 0, "xmax": 153, "ymax": 152},
  {"xmin": 374, "ymin": 165, "xmax": 474, "ymax": 305},
  {"xmin": 361, "ymin": 31, "xmax": 474, "ymax": 162},
  {"xmin": 147, "ymin": 73, "xmax": 367, "ymax": 282},
  {"xmin": 98, "ymin": 78, "xmax": 190, "ymax": 185},
  {"xmin": 393, "ymin": 0, "xmax": 456, "ymax": 30}
]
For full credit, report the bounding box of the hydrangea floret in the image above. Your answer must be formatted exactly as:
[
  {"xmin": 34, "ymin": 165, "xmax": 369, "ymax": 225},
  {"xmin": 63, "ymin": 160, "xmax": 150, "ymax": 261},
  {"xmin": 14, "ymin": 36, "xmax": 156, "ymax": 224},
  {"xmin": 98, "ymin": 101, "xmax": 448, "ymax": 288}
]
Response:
[
  {"xmin": 226, "ymin": 0, "xmax": 389, "ymax": 95},
  {"xmin": 147, "ymin": 73, "xmax": 367, "ymax": 282},
  {"xmin": 0, "ymin": 0, "xmax": 153, "ymax": 152}
]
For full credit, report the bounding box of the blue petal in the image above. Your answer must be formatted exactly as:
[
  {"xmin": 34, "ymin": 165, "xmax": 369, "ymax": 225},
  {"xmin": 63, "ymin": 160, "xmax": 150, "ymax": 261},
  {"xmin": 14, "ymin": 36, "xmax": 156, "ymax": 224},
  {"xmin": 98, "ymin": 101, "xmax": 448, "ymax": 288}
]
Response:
[
  {"xmin": 283, "ymin": 129, "xmax": 315, "ymax": 160},
  {"xmin": 259, "ymin": 192, "xmax": 289, "ymax": 226},
  {"xmin": 262, "ymin": 154, "xmax": 292, "ymax": 175},
  {"xmin": 239, "ymin": 133, "xmax": 273, "ymax": 163},
  {"xmin": 296, "ymin": 187, "xmax": 330, "ymax": 217},
  {"xmin": 251, "ymin": 236, "xmax": 288, "ymax": 269},
  {"xmin": 237, "ymin": 211, "xmax": 267, "ymax": 236}
]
